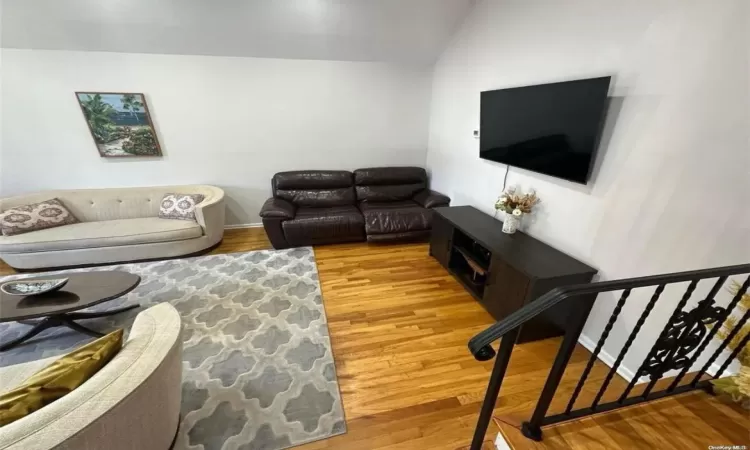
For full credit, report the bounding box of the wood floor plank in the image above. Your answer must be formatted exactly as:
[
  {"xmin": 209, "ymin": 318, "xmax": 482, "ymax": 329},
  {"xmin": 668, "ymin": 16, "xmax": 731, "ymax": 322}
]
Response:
[
  {"xmin": 1, "ymin": 227, "xmax": 745, "ymax": 449},
  {"xmin": 496, "ymin": 390, "xmax": 749, "ymax": 449}
]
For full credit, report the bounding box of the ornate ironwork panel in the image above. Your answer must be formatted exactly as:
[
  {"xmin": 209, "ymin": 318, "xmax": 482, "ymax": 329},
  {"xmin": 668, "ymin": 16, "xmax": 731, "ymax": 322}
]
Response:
[{"xmin": 642, "ymin": 298, "xmax": 726, "ymax": 379}]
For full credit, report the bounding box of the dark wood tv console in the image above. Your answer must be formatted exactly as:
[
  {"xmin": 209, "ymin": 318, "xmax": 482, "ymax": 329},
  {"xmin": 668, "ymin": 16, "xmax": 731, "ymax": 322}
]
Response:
[{"xmin": 430, "ymin": 206, "xmax": 598, "ymax": 343}]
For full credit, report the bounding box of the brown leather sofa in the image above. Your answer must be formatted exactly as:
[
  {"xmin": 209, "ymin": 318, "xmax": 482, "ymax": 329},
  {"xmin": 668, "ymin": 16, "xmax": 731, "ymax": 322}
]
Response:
[{"xmin": 259, "ymin": 167, "xmax": 450, "ymax": 248}]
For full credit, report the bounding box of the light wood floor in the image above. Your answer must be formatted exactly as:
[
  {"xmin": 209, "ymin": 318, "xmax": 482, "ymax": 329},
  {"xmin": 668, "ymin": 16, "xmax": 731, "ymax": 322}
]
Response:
[
  {"xmin": 496, "ymin": 389, "xmax": 750, "ymax": 449},
  {"xmin": 1, "ymin": 228, "xmax": 746, "ymax": 449}
]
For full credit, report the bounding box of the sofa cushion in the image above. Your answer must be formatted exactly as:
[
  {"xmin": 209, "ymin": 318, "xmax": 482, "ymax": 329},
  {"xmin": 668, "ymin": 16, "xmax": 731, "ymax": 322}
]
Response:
[
  {"xmin": 353, "ymin": 168, "xmax": 427, "ymax": 202},
  {"xmin": 273, "ymin": 171, "xmax": 353, "ymax": 190},
  {"xmin": 353, "ymin": 167, "xmax": 427, "ymax": 186},
  {"xmin": 0, "ymin": 329, "xmax": 123, "ymax": 427},
  {"xmin": 0, "ymin": 199, "xmax": 80, "ymax": 236},
  {"xmin": 282, "ymin": 206, "xmax": 364, "ymax": 245},
  {"xmin": 359, "ymin": 201, "xmax": 432, "ymax": 235},
  {"xmin": 0, "ymin": 357, "xmax": 60, "ymax": 396},
  {"xmin": 273, "ymin": 171, "xmax": 356, "ymax": 207},
  {"xmin": 275, "ymin": 188, "xmax": 355, "ymax": 208},
  {"xmin": 158, "ymin": 193, "xmax": 205, "ymax": 221},
  {"xmin": 355, "ymin": 184, "xmax": 425, "ymax": 202},
  {"xmin": 0, "ymin": 218, "xmax": 203, "ymax": 253}
]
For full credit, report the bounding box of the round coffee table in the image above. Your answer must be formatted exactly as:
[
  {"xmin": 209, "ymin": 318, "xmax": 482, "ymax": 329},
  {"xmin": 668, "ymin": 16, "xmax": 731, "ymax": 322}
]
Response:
[{"xmin": 0, "ymin": 271, "xmax": 141, "ymax": 352}]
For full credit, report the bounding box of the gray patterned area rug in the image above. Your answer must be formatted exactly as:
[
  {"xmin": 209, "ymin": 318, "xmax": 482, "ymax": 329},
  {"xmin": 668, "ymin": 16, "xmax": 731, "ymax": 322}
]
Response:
[{"xmin": 0, "ymin": 248, "xmax": 346, "ymax": 450}]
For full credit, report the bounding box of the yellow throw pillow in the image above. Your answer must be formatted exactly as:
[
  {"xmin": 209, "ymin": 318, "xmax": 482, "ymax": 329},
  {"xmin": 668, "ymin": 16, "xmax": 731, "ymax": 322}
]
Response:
[{"xmin": 0, "ymin": 329, "xmax": 123, "ymax": 427}]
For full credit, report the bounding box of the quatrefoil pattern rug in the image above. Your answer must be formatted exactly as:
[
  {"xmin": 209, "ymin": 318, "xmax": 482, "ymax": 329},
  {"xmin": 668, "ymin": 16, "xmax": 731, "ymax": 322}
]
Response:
[{"xmin": 0, "ymin": 248, "xmax": 346, "ymax": 450}]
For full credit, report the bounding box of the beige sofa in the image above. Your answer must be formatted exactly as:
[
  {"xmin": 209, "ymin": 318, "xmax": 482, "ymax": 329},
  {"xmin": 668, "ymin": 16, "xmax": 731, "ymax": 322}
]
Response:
[
  {"xmin": 0, "ymin": 185, "xmax": 224, "ymax": 269},
  {"xmin": 0, "ymin": 303, "xmax": 182, "ymax": 450}
]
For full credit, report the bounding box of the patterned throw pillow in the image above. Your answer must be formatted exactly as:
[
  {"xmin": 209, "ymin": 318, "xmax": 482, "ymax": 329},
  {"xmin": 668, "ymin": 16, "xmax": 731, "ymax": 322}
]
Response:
[
  {"xmin": 0, "ymin": 198, "xmax": 80, "ymax": 236},
  {"xmin": 158, "ymin": 193, "xmax": 205, "ymax": 221}
]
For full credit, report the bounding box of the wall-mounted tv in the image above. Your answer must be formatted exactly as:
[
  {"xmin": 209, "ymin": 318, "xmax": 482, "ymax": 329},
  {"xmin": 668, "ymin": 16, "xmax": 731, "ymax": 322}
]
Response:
[{"xmin": 480, "ymin": 76, "xmax": 611, "ymax": 184}]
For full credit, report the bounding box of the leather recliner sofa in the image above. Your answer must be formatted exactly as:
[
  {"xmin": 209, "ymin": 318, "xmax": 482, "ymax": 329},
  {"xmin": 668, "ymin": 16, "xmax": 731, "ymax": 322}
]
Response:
[{"xmin": 259, "ymin": 167, "xmax": 450, "ymax": 248}]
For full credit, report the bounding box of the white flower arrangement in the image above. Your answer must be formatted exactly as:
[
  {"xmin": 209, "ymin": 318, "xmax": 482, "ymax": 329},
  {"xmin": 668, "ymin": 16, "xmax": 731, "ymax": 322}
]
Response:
[{"xmin": 494, "ymin": 187, "xmax": 540, "ymax": 215}]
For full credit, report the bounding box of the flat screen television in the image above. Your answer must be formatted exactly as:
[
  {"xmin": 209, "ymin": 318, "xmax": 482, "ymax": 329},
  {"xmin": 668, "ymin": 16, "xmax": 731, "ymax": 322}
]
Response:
[{"xmin": 480, "ymin": 76, "xmax": 611, "ymax": 184}]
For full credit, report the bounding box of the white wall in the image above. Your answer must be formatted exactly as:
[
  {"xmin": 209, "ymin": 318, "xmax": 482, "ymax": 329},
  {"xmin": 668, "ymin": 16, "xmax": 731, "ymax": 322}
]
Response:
[
  {"xmin": 0, "ymin": 3, "xmax": 4, "ymax": 193},
  {"xmin": 427, "ymin": 0, "xmax": 750, "ymax": 378},
  {"xmin": 0, "ymin": 49, "xmax": 431, "ymax": 225}
]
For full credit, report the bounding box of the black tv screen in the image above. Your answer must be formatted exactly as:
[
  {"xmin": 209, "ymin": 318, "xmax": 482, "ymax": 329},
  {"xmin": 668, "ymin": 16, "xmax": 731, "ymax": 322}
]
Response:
[{"xmin": 480, "ymin": 76, "xmax": 611, "ymax": 184}]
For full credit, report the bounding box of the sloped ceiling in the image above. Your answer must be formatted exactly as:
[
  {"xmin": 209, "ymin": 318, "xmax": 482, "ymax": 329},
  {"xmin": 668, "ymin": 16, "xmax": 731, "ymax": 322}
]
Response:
[{"xmin": 1, "ymin": 0, "xmax": 475, "ymax": 64}]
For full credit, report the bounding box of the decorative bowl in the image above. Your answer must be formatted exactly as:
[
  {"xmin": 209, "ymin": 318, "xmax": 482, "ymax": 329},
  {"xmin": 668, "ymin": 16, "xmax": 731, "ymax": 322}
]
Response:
[{"xmin": 1, "ymin": 278, "xmax": 69, "ymax": 296}]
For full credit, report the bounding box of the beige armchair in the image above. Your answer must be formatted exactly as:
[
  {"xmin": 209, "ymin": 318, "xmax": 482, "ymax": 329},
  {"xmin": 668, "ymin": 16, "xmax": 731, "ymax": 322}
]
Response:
[
  {"xmin": 0, "ymin": 185, "xmax": 225, "ymax": 269},
  {"xmin": 0, "ymin": 303, "xmax": 182, "ymax": 450}
]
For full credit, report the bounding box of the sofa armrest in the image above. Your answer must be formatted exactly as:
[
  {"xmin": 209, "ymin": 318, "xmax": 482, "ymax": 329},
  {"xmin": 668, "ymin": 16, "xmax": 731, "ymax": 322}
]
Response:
[
  {"xmin": 259, "ymin": 198, "xmax": 296, "ymax": 220},
  {"xmin": 413, "ymin": 190, "xmax": 450, "ymax": 209},
  {"xmin": 194, "ymin": 187, "xmax": 225, "ymax": 245},
  {"xmin": 0, "ymin": 303, "xmax": 182, "ymax": 450}
]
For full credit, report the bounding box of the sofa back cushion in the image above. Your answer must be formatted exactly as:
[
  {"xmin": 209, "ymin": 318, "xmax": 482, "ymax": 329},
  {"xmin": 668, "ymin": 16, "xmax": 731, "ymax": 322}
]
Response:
[
  {"xmin": 273, "ymin": 171, "xmax": 355, "ymax": 207},
  {"xmin": 0, "ymin": 185, "xmax": 222, "ymax": 223},
  {"xmin": 353, "ymin": 167, "xmax": 427, "ymax": 202}
]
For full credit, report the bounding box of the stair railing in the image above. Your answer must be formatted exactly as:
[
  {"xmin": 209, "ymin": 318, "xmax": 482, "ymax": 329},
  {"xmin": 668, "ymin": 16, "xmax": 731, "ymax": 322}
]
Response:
[{"xmin": 467, "ymin": 263, "xmax": 750, "ymax": 449}]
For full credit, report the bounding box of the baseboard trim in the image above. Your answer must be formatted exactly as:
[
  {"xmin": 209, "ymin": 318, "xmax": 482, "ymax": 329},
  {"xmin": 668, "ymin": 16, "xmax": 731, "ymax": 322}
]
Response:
[
  {"xmin": 577, "ymin": 333, "xmax": 737, "ymax": 384},
  {"xmin": 224, "ymin": 223, "xmax": 263, "ymax": 230},
  {"xmin": 577, "ymin": 334, "xmax": 644, "ymax": 383}
]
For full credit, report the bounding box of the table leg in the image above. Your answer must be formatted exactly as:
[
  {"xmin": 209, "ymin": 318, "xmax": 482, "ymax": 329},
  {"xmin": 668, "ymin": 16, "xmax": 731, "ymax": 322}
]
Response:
[
  {"xmin": 64, "ymin": 304, "xmax": 140, "ymax": 320},
  {"xmin": 59, "ymin": 316, "xmax": 105, "ymax": 338},
  {"xmin": 0, "ymin": 303, "xmax": 141, "ymax": 352},
  {"xmin": 0, "ymin": 317, "xmax": 58, "ymax": 352}
]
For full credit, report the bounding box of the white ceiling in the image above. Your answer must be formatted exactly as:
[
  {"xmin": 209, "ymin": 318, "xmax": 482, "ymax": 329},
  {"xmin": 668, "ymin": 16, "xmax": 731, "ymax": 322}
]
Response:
[{"xmin": 1, "ymin": 0, "xmax": 475, "ymax": 64}]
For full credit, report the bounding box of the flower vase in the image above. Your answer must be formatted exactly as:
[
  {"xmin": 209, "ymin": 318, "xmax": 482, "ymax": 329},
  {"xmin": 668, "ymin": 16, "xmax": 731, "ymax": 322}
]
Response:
[{"xmin": 502, "ymin": 212, "xmax": 522, "ymax": 234}]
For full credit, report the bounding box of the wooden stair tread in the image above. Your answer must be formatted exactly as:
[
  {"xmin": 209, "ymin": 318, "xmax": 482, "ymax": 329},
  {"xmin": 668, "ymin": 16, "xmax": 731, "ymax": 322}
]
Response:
[{"xmin": 494, "ymin": 391, "xmax": 749, "ymax": 449}]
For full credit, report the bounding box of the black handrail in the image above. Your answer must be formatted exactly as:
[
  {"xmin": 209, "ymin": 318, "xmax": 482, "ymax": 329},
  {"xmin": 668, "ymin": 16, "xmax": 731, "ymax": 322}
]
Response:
[
  {"xmin": 468, "ymin": 263, "xmax": 750, "ymax": 358},
  {"xmin": 467, "ymin": 263, "xmax": 750, "ymax": 450}
]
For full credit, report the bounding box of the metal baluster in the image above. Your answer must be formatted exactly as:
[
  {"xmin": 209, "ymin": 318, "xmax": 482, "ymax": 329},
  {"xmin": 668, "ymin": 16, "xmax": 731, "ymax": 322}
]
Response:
[
  {"xmin": 523, "ymin": 301, "xmax": 595, "ymax": 440},
  {"xmin": 690, "ymin": 302, "xmax": 750, "ymax": 386},
  {"xmin": 565, "ymin": 290, "xmax": 630, "ymax": 414},
  {"xmin": 592, "ymin": 285, "xmax": 664, "ymax": 408},
  {"xmin": 666, "ymin": 276, "xmax": 730, "ymax": 391},
  {"xmin": 712, "ymin": 327, "xmax": 750, "ymax": 380},
  {"xmin": 469, "ymin": 328, "xmax": 520, "ymax": 450},
  {"xmin": 619, "ymin": 280, "xmax": 698, "ymax": 402}
]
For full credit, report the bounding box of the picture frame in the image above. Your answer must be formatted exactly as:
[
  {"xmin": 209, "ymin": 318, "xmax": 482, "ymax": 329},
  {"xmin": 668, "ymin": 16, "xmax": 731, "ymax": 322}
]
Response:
[{"xmin": 75, "ymin": 92, "xmax": 163, "ymax": 157}]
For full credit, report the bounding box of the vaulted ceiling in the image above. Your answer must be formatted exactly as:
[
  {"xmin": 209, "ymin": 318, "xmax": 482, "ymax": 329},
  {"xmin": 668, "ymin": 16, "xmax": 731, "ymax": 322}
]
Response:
[{"xmin": 1, "ymin": 0, "xmax": 475, "ymax": 64}]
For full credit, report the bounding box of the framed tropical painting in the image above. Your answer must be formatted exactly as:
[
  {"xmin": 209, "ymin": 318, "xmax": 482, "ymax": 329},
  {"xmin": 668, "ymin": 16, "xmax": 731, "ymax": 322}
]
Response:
[{"xmin": 75, "ymin": 92, "xmax": 163, "ymax": 157}]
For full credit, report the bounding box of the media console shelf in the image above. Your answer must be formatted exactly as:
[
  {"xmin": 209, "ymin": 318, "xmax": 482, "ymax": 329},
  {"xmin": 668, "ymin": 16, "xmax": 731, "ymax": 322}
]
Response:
[{"xmin": 430, "ymin": 206, "xmax": 598, "ymax": 344}]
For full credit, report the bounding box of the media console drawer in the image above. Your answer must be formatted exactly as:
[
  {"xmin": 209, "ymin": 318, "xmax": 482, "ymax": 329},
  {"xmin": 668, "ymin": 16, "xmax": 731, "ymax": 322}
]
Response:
[{"xmin": 429, "ymin": 206, "xmax": 598, "ymax": 344}]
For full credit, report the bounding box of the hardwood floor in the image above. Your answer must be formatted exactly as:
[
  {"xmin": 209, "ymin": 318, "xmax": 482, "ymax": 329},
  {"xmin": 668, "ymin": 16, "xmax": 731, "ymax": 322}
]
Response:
[
  {"xmin": 1, "ymin": 228, "xmax": 746, "ymax": 449},
  {"xmin": 496, "ymin": 390, "xmax": 750, "ymax": 449},
  {"xmin": 0, "ymin": 257, "xmax": 15, "ymax": 276}
]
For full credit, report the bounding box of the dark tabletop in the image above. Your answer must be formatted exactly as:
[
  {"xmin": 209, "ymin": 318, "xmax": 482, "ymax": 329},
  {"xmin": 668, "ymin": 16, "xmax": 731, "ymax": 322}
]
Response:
[
  {"xmin": 434, "ymin": 206, "xmax": 597, "ymax": 279},
  {"xmin": 0, "ymin": 271, "xmax": 141, "ymax": 322}
]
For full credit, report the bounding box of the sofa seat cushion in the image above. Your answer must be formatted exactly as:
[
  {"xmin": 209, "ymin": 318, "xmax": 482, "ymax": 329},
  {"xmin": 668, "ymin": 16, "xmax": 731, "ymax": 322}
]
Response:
[
  {"xmin": 359, "ymin": 201, "xmax": 432, "ymax": 235},
  {"xmin": 0, "ymin": 357, "xmax": 60, "ymax": 396},
  {"xmin": 0, "ymin": 218, "xmax": 203, "ymax": 253},
  {"xmin": 282, "ymin": 206, "xmax": 364, "ymax": 245}
]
